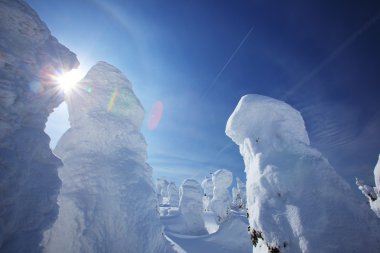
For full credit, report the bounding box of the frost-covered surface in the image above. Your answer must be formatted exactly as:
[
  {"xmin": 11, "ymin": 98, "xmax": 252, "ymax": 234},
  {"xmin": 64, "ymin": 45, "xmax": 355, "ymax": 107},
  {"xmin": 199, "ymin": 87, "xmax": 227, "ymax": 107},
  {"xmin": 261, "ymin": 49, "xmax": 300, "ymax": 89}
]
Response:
[
  {"xmin": 0, "ymin": 0, "xmax": 78, "ymax": 252},
  {"xmin": 210, "ymin": 169, "xmax": 233, "ymax": 223},
  {"xmin": 43, "ymin": 62, "xmax": 173, "ymax": 253},
  {"xmin": 226, "ymin": 94, "xmax": 380, "ymax": 252},
  {"xmin": 357, "ymin": 155, "xmax": 380, "ymax": 218},
  {"xmin": 201, "ymin": 177, "xmax": 213, "ymax": 211},
  {"xmin": 167, "ymin": 182, "xmax": 179, "ymax": 207},
  {"xmin": 178, "ymin": 179, "xmax": 207, "ymax": 235},
  {"xmin": 232, "ymin": 177, "xmax": 246, "ymax": 210}
]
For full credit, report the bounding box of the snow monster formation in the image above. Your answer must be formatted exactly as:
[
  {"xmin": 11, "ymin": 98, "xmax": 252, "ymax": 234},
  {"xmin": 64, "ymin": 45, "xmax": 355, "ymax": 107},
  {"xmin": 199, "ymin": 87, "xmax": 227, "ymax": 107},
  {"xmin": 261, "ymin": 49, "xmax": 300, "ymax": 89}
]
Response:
[
  {"xmin": 179, "ymin": 179, "xmax": 207, "ymax": 235},
  {"xmin": 167, "ymin": 182, "xmax": 179, "ymax": 207},
  {"xmin": 157, "ymin": 178, "xmax": 170, "ymax": 205},
  {"xmin": 43, "ymin": 62, "xmax": 173, "ymax": 253},
  {"xmin": 356, "ymin": 155, "xmax": 380, "ymax": 218},
  {"xmin": 232, "ymin": 177, "xmax": 247, "ymax": 210},
  {"xmin": 0, "ymin": 0, "xmax": 78, "ymax": 252},
  {"xmin": 201, "ymin": 176, "xmax": 213, "ymax": 211},
  {"xmin": 210, "ymin": 169, "xmax": 233, "ymax": 223},
  {"xmin": 226, "ymin": 94, "xmax": 380, "ymax": 253}
]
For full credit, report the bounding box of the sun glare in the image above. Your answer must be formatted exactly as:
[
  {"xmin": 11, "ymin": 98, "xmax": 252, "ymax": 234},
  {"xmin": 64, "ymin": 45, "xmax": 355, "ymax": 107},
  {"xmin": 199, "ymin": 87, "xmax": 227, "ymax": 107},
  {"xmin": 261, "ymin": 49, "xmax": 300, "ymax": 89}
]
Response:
[{"xmin": 56, "ymin": 69, "xmax": 82, "ymax": 93}]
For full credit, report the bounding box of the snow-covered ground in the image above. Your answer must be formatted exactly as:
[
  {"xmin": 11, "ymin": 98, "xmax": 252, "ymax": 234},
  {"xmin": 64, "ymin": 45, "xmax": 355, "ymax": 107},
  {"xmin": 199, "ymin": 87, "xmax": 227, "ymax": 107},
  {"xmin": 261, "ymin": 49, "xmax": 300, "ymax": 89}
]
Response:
[{"xmin": 160, "ymin": 206, "xmax": 251, "ymax": 253}]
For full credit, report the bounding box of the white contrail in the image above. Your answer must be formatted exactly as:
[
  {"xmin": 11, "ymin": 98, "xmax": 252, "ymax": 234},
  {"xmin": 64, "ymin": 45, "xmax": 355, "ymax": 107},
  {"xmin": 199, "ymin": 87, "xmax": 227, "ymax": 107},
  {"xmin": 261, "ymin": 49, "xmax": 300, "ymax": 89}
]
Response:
[
  {"xmin": 202, "ymin": 25, "xmax": 255, "ymax": 99},
  {"xmin": 282, "ymin": 10, "xmax": 380, "ymax": 101}
]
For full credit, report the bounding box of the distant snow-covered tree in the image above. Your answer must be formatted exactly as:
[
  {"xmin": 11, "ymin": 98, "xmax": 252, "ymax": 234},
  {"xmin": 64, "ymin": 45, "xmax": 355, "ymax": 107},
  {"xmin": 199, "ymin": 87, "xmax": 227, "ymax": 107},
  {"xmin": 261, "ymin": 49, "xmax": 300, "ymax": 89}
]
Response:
[
  {"xmin": 210, "ymin": 169, "xmax": 233, "ymax": 223},
  {"xmin": 167, "ymin": 182, "xmax": 179, "ymax": 207},
  {"xmin": 201, "ymin": 176, "xmax": 214, "ymax": 211},
  {"xmin": 179, "ymin": 179, "xmax": 207, "ymax": 235}
]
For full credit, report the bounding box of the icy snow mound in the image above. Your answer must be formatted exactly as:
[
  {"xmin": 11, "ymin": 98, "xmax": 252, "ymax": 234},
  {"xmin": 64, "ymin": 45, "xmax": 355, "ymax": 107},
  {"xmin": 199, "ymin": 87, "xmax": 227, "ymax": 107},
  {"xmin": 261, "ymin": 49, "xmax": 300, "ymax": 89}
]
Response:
[
  {"xmin": 164, "ymin": 212, "xmax": 251, "ymax": 253},
  {"xmin": 43, "ymin": 62, "xmax": 173, "ymax": 253},
  {"xmin": 210, "ymin": 169, "xmax": 233, "ymax": 223},
  {"xmin": 0, "ymin": 0, "xmax": 78, "ymax": 252},
  {"xmin": 226, "ymin": 94, "xmax": 380, "ymax": 253},
  {"xmin": 179, "ymin": 179, "xmax": 207, "ymax": 235}
]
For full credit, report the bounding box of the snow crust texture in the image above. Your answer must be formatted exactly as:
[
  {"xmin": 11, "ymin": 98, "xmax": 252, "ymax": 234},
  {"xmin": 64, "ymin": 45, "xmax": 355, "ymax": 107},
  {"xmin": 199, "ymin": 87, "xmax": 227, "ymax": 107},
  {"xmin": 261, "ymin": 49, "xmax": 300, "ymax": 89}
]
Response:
[
  {"xmin": 210, "ymin": 169, "xmax": 233, "ymax": 223},
  {"xmin": 0, "ymin": 0, "xmax": 78, "ymax": 252},
  {"xmin": 43, "ymin": 62, "xmax": 173, "ymax": 253},
  {"xmin": 179, "ymin": 179, "xmax": 207, "ymax": 235},
  {"xmin": 226, "ymin": 94, "xmax": 380, "ymax": 253},
  {"xmin": 357, "ymin": 155, "xmax": 380, "ymax": 217}
]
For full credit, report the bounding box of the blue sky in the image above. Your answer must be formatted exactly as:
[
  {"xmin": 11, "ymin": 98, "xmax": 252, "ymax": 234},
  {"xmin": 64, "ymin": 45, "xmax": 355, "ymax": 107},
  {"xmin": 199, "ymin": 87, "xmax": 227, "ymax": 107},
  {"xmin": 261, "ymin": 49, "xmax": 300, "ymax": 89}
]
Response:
[{"xmin": 28, "ymin": 0, "xmax": 380, "ymax": 188}]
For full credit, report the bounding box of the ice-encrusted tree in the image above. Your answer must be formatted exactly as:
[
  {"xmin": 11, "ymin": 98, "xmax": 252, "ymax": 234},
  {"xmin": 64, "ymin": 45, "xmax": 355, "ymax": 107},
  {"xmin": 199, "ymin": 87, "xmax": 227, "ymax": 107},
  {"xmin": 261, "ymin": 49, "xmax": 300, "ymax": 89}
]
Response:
[
  {"xmin": 0, "ymin": 1, "xmax": 78, "ymax": 252},
  {"xmin": 157, "ymin": 178, "xmax": 170, "ymax": 205},
  {"xmin": 226, "ymin": 94, "xmax": 380, "ymax": 253},
  {"xmin": 43, "ymin": 62, "xmax": 174, "ymax": 253},
  {"xmin": 179, "ymin": 179, "xmax": 207, "ymax": 235},
  {"xmin": 210, "ymin": 169, "xmax": 233, "ymax": 223},
  {"xmin": 232, "ymin": 177, "xmax": 246, "ymax": 210},
  {"xmin": 167, "ymin": 182, "xmax": 179, "ymax": 207},
  {"xmin": 356, "ymin": 154, "xmax": 380, "ymax": 218},
  {"xmin": 201, "ymin": 176, "xmax": 214, "ymax": 211}
]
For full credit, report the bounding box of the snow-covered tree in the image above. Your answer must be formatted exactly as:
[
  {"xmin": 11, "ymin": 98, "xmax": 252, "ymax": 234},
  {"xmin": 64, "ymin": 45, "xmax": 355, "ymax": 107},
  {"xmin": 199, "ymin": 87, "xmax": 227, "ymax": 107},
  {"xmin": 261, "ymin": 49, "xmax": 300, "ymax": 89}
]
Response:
[
  {"xmin": 157, "ymin": 178, "xmax": 169, "ymax": 205},
  {"xmin": 201, "ymin": 176, "xmax": 214, "ymax": 211},
  {"xmin": 210, "ymin": 169, "xmax": 233, "ymax": 223},
  {"xmin": 356, "ymin": 154, "xmax": 380, "ymax": 218},
  {"xmin": 226, "ymin": 94, "xmax": 380, "ymax": 252},
  {"xmin": 232, "ymin": 177, "xmax": 246, "ymax": 210},
  {"xmin": 179, "ymin": 179, "xmax": 207, "ymax": 235},
  {"xmin": 167, "ymin": 182, "xmax": 179, "ymax": 207},
  {"xmin": 0, "ymin": 1, "xmax": 78, "ymax": 252},
  {"xmin": 43, "ymin": 62, "xmax": 174, "ymax": 253}
]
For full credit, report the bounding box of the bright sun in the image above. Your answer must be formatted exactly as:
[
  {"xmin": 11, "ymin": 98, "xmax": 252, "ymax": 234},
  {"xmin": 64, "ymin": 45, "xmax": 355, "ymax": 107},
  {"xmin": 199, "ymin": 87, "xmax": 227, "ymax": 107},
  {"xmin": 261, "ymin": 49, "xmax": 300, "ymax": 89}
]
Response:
[{"xmin": 56, "ymin": 69, "xmax": 82, "ymax": 93}]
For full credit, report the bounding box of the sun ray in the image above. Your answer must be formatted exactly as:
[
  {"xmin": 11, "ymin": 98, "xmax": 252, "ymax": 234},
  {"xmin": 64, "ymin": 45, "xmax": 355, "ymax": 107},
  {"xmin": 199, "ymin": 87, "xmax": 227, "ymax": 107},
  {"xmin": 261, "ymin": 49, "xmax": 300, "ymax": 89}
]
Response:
[{"xmin": 55, "ymin": 69, "xmax": 83, "ymax": 94}]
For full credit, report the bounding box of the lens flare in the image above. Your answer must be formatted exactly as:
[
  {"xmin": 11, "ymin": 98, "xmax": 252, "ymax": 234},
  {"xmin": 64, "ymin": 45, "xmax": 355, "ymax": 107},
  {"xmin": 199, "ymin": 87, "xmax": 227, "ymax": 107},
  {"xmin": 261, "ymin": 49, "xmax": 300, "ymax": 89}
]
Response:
[
  {"xmin": 56, "ymin": 69, "xmax": 82, "ymax": 93},
  {"xmin": 148, "ymin": 101, "xmax": 164, "ymax": 130},
  {"xmin": 107, "ymin": 89, "xmax": 119, "ymax": 112}
]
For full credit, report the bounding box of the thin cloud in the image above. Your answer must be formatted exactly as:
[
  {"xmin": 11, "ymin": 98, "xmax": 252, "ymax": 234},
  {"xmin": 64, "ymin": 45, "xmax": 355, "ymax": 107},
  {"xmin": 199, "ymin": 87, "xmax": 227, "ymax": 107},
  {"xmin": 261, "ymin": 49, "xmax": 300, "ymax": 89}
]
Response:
[{"xmin": 282, "ymin": 10, "xmax": 380, "ymax": 100}]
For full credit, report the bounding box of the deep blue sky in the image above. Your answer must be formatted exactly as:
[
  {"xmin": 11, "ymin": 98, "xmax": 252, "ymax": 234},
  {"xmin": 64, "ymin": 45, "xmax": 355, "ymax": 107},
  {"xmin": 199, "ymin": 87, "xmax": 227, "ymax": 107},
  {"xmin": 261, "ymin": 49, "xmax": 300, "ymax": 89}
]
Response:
[{"xmin": 27, "ymin": 0, "xmax": 380, "ymax": 188}]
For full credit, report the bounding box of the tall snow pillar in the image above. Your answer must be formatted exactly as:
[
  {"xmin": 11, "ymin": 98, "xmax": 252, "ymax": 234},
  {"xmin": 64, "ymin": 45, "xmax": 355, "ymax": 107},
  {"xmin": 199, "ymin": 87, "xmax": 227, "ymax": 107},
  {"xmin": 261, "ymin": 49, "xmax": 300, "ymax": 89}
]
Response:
[
  {"xmin": 0, "ymin": 1, "xmax": 78, "ymax": 252},
  {"xmin": 210, "ymin": 169, "xmax": 233, "ymax": 223},
  {"xmin": 201, "ymin": 177, "xmax": 213, "ymax": 211},
  {"xmin": 43, "ymin": 62, "xmax": 173, "ymax": 253},
  {"xmin": 167, "ymin": 182, "xmax": 179, "ymax": 207},
  {"xmin": 226, "ymin": 94, "xmax": 380, "ymax": 253},
  {"xmin": 179, "ymin": 179, "xmax": 207, "ymax": 235}
]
